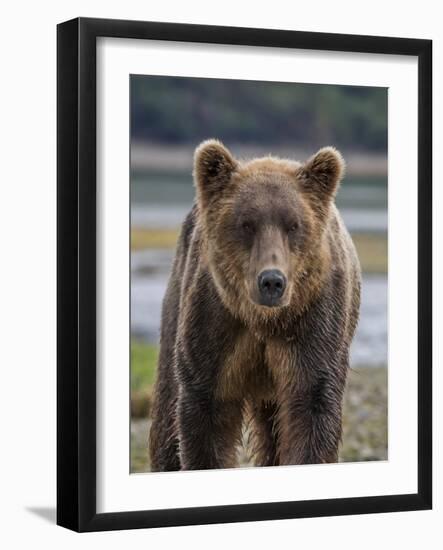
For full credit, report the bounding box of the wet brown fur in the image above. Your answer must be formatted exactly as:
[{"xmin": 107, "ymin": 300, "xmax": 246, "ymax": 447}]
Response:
[{"xmin": 149, "ymin": 140, "xmax": 361, "ymax": 470}]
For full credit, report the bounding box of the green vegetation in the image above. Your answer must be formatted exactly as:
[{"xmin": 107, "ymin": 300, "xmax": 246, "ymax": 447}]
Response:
[
  {"xmin": 352, "ymin": 233, "xmax": 387, "ymax": 274},
  {"xmin": 131, "ymin": 227, "xmax": 179, "ymax": 250},
  {"xmin": 131, "ymin": 76, "xmax": 387, "ymax": 152},
  {"xmin": 130, "ymin": 342, "xmax": 158, "ymax": 420},
  {"xmin": 131, "ymin": 341, "xmax": 158, "ymax": 392}
]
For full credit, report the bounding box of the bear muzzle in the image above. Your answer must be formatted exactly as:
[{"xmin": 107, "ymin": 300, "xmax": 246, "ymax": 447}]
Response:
[{"xmin": 257, "ymin": 269, "xmax": 287, "ymax": 307}]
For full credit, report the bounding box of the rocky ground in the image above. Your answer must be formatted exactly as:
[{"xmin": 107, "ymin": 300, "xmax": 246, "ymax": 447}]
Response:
[{"xmin": 131, "ymin": 366, "xmax": 387, "ymax": 473}]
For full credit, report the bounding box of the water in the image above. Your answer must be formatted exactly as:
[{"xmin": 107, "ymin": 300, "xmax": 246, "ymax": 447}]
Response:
[
  {"xmin": 131, "ymin": 173, "xmax": 387, "ymax": 233},
  {"xmin": 131, "ymin": 248, "xmax": 387, "ymax": 368},
  {"xmin": 131, "ymin": 173, "xmax": 388, "ymax": 212},
  {"xmin": 130, "ymin": 173, "xmax": 387, "ymax": 368}
]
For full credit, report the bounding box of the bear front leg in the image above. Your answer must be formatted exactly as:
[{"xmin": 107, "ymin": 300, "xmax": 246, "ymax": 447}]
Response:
[
  {"xmin": 173, "ymin": 270, "xmax": 245, "ymax": 470},
  {"xmin": 249, "ymin": 401, "xmax": 279, "ymax": 466},
  {"xmin": 149, "ymin": 387, "xmax": 181, "ymax": 472},
  {"xmin": 276, "ymin": 371, "xmax": 347, "ymax": 465},
  {"xmin": 177, "ymin": 389, "xmax": 243, "ymax": 470}
]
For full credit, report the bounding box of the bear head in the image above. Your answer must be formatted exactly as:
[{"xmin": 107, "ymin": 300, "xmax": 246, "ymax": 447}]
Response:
[{"xmin": 193, "ymin": 139, "xmax": 345, "ymax": 321}]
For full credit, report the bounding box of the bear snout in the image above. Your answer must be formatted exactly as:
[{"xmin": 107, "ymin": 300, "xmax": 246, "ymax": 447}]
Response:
[{"xmin": 257, "ymin": 269, "xmax": 287, "ymax": 306}]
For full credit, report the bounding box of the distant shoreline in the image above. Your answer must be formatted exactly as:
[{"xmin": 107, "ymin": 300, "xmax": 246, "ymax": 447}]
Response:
[{"xmin": 131, "ymin": 141, "xmax": 388, "ymax": 178}]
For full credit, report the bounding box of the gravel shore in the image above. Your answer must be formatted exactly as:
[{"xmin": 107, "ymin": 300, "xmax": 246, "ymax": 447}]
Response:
[{"xmin": 131, "ymin": 366, "xmax": 387, "ymax": 473}]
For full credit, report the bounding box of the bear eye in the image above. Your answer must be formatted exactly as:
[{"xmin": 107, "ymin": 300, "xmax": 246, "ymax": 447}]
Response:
[
  {"xmin": 242, "ymin": 221, "xmax": 254, "ymax": 233},
  {"xmin": 288, "ymin": 222, "xmax": 298, "ymax": 233}
]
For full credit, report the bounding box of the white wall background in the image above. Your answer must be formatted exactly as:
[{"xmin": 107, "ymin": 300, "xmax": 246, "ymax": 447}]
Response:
[{"xmin": 0, "ymin": 1, "xmax": 440, "ymax": 547}]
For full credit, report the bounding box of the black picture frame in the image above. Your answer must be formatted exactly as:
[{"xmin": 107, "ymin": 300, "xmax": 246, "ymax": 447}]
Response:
[{"xmin": 57, "ymin": 17, "xmax": 432, "ymax": 532}]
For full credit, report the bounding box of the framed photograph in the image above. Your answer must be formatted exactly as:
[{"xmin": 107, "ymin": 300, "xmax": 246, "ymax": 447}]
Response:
[{"xmin": 57, "ymin": 17, "xmax": 432, "ymax": 532}]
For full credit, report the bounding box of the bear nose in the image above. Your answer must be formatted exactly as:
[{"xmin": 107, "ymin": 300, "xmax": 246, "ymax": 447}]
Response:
[{"xmin": 258, "ymin": 269, "xmax": 287, "ymax": 303}]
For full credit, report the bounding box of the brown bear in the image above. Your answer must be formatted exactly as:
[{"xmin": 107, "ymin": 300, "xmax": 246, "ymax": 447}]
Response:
[{"xmin": 149, "ymin": 140, "xmax": 361, "ymax": 471}]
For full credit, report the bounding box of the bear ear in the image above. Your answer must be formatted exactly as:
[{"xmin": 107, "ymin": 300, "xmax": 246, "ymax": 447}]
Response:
[
  {"xmin": 194, "ymin": 139, "xmax": 237, "ymax": 205},
  {"xmin": 299, "ymin": 147, "xmax": 345, "ymax": 202}
]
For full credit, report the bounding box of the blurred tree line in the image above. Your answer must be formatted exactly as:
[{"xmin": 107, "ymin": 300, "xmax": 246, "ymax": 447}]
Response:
[{"xmin": 131, "ymin": 75, "xmax": 387, "ymax": 152}]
